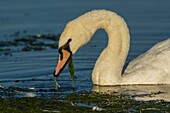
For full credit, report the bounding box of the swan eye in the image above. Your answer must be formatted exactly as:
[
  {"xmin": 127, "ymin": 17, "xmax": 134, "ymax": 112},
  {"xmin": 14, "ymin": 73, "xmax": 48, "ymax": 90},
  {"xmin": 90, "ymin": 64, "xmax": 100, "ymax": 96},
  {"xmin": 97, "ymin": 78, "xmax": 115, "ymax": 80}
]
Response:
[
  {"xmin": 59, "ymin": 39, "xmax": 72, "ymax": 52},
  {"xmin": 58, "ymin": 48, "xmax": 62, "ymax": 54},
  {"xmin": 58, "ymin": 38, "xmax": 72, "ymax": 60},
  {"xmin": 68, "ymin": 38, "xmax": 72, "ymax": 43},
  {"xmin": 58, "ymin": 48, "xmax": 63, "ymax": 60}
]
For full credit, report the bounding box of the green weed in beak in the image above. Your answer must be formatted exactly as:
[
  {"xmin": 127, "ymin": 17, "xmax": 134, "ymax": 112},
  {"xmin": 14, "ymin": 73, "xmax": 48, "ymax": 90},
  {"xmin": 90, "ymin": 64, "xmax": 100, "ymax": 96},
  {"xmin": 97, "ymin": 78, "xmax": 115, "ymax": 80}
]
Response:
[{"xmin": 68, "ymin": 56, "xmax": 75, "ymax": 89}]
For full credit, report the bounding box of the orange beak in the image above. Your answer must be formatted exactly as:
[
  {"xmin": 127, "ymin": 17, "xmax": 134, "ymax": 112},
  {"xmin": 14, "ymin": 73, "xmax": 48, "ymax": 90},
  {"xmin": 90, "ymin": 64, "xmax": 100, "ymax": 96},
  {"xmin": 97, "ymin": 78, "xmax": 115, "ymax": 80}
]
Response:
[{"xmin": 53, "ymin": 49, "xmax": 71, "ymax": 77}]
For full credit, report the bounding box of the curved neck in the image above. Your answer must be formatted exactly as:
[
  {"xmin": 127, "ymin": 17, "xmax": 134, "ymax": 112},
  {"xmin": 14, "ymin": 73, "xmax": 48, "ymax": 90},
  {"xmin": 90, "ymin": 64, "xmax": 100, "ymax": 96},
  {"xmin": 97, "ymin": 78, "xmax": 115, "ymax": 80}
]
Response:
[{"xmin": 74, "ymin": 10, "xmax": 130, "ymax": 85}]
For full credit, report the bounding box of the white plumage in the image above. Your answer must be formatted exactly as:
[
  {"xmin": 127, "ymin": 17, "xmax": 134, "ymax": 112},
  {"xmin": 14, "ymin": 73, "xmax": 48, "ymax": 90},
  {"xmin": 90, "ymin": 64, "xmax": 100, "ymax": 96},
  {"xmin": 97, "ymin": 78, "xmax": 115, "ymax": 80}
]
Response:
[{"xmin": 58, "ymin": 9, "xmax": 170, "ymax": 85}]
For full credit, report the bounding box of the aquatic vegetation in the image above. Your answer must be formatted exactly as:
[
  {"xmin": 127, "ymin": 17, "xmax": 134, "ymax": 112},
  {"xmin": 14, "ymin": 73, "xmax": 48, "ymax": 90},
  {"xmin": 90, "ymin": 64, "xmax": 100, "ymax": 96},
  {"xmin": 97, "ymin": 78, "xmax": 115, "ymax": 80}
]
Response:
[
  {"xmin": 68, "ymin": 56, "xmax": 75, "ymax": 89},
  {"xmin": 0, "ymin": 34, "xmax": 60, "ymax": 55},
  {"xmin": 0, "ymin": 91, "xmax": 169, "ymax": 112}
]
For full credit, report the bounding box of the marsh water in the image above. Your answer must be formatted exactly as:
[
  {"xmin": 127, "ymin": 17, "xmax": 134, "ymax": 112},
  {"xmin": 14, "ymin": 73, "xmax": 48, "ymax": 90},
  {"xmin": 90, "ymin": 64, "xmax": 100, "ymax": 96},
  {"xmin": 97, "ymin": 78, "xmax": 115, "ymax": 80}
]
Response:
[{"xmin": 0, "ymin": 0, "xmax": 170, "ymax": 104}]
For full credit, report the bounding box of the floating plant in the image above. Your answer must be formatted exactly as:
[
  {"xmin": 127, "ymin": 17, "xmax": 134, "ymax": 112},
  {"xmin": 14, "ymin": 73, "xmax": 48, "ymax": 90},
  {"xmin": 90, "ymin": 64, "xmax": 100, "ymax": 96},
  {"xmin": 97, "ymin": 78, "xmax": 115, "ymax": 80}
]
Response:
[{"xmin": 0, "ymin": 34, "xmax": 60, "ymax": 54}]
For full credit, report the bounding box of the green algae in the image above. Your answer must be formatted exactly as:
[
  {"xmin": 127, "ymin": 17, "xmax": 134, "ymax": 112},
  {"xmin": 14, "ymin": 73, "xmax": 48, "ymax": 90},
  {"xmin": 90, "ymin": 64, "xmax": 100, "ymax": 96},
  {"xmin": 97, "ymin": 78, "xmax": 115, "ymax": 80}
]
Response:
[
  {"xmin": 68, "ymin": 56, "xmax": 75, "ymax": 89},
  {"xmin": 0, "ymin": 91, "xmax": 169, "ymax": 113},
  {"xmin": 0, "ymin": 97, "xmax": 91, "ymax": 113}
]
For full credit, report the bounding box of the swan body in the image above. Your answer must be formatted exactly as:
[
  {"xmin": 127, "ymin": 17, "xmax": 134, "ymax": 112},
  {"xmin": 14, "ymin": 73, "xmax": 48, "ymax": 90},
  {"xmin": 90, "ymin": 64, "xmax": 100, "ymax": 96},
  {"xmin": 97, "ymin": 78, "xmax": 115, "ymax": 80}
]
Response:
[{"xmin": 54, "ymin": 9, "xmax": 170, "ymax": 85}]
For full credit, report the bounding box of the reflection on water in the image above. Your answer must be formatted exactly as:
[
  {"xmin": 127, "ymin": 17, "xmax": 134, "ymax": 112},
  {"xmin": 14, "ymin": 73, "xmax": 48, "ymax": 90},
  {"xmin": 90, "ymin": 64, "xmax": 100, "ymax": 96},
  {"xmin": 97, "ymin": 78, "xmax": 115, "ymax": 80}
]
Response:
[{"xmin": 93, "ymin": 85, "xmax": 170, "ymax": 101}]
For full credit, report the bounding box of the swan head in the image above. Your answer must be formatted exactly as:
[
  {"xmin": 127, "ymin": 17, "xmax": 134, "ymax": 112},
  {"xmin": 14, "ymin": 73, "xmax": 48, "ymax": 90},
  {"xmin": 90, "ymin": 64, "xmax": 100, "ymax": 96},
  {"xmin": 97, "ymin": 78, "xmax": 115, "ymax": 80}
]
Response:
[{"xmin": 53, "ymin": 22, "xmax": 88, "ymax": 77}]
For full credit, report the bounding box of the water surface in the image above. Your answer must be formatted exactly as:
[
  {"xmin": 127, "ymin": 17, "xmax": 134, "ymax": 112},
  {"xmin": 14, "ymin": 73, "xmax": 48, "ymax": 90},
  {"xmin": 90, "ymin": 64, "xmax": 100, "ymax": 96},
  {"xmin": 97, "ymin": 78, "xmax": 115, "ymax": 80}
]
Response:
[{"xmin": 0, "ymin": 0, "xmax": 170, "ymax": 101}]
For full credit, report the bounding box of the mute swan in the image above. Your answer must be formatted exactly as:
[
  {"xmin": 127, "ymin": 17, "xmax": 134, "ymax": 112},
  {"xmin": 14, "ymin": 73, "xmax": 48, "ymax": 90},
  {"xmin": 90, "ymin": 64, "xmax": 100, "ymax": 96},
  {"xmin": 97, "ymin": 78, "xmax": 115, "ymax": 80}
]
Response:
[{"xmin": 53, "ymin": 9, "xmax": 170, "ymax": 85}]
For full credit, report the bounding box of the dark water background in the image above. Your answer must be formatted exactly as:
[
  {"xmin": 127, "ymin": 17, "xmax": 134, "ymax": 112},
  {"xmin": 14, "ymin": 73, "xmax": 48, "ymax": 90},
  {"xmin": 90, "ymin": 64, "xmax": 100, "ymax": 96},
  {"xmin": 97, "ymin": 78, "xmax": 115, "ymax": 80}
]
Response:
[{"xmin": 0, "ymin": 0, "xmax": 170, "ymax": 98}]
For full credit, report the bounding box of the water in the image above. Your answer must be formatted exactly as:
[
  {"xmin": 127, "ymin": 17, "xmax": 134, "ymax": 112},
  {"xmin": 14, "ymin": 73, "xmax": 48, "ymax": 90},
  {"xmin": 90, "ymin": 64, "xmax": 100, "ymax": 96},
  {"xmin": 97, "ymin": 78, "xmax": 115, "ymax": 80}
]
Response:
[{"xmin": 0, "ymin": 0, "xmax": 170, "ymax": 101}]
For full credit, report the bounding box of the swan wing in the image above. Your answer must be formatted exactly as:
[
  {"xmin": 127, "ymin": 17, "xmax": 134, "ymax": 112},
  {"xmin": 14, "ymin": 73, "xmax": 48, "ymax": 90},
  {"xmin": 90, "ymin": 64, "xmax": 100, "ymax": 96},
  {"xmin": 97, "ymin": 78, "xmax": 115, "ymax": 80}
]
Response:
[{"xmin": 123, "ymin": 38, "xmax": 170, "ymax": 84}]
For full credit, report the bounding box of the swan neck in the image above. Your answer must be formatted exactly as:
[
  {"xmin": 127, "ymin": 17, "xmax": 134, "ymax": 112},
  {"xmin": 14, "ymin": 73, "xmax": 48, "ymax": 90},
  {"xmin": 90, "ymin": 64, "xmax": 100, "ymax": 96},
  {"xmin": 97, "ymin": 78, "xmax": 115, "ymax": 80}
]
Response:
[{"xmin": 77, "ymin": 10, "xmax": 130, "ymax": 85}]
